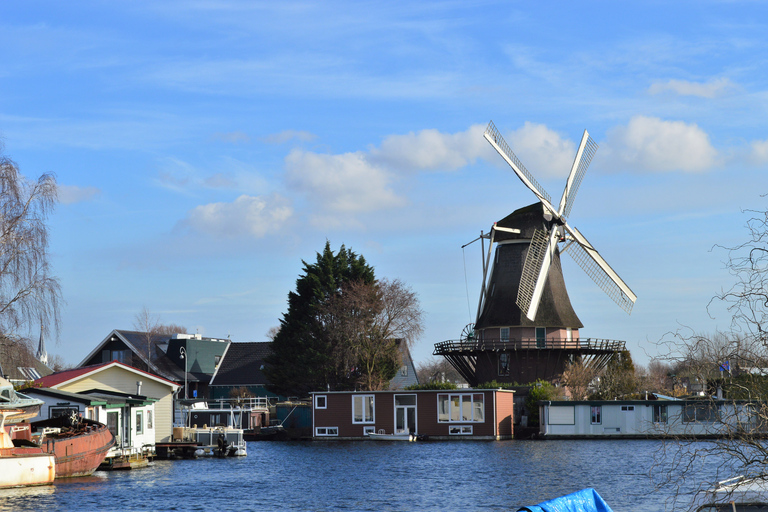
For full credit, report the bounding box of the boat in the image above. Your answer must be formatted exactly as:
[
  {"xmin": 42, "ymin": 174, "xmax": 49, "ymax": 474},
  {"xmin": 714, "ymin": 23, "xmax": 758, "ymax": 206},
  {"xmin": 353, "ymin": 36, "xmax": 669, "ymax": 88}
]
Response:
[
  {"xmin": 29, "ymin": 413, "xmax": 115, "ymax": 477},
  {"xmin": 173, "ymin": 402, "xmax": 247, "ymax": 457},
  {"xmin": 0, "ymin": 377, "xmax": 56, "ymax": 488},
  {"xmin": 368, "ymin": 430, "xmax": 417, "ymax": 442},
  {"xmin": 694, "ymin": 475, "xmax": 768, "ymax": 511}
]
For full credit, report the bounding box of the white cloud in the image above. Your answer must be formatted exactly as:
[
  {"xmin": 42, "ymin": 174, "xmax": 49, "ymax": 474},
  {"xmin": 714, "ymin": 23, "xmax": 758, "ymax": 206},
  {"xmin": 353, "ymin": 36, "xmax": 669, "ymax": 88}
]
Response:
[
  {"xmin": 285, "ymin": 149, "xmax": 404, "ymax": 217},
  {"xmin": 603, "ymin": 116, "xmax": 717, "ymax": 172},
  {"xmin": 505, "ymin": 122, "xmax": 577, "ymax": 178},
  {"xmin": 749, "ymin": 139, "xmax": 768, "ymax": 164},
  {"xmin": 369, "ymin": 124, "xmax": 492, "ymax": 172},
  {"xmin": 262, "ymin": 130, "xmax": 317, "ymax": 145},
  {"xmin": 181, "ymin": 194, "xmax": 292, "ymax": 238},
  {"xmin": 648, "ymin": 78, "xmax": 736, "ymax": 98},
  {"xmin": 57, "ymin": 184, "xmax": 101, "ymax": 204}
]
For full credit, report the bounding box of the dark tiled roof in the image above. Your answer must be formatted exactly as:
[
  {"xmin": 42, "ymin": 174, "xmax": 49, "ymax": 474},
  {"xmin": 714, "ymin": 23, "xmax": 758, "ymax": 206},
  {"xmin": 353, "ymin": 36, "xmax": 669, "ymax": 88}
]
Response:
[
  {"xmin": 210, "ymin": 342, "xmax": 272, "ymax": 387},
  {"xmin": 0, "ymin": 337, "xmax": 53, "ymax": 382}
]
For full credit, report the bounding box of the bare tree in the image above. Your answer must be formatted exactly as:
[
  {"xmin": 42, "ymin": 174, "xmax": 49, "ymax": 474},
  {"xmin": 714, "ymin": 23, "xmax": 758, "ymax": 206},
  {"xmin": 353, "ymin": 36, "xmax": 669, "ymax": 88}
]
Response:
[
  {"xmin": 415, "ymin": 357, "xmax": 467, "ymax": 386},
  {"xmin": 320, "ymin": 278, "xmax": 424, "ymax": 391},
  {"xmin": 0, "ymin": 144, "xmax": 60, "ymax": 343},
  {"xmin": 560, "ymin": 357, "xmax": 597, "ymax": 400},
  {"xmin": 650, "ymin": 206, "xmax": 768, "ymax": 509},
  {"xmin": 132, "ymin": 308, "xmax": 187, "ymax": 367}
]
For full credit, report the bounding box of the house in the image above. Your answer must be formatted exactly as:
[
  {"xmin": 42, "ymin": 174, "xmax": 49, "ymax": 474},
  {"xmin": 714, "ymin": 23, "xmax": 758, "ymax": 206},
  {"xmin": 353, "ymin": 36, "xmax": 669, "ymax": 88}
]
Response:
[
  {"xmin": 387, "ymin": 340, "xmax": 419, "ymax": 390},
  {"xmin": 33, "ymin": 360, "xmax": 179, "ymax": 443},
  {"xmin": 311, "ymin": 389, "xmax": 515, "ymax": 440},
  {"xmin": 0, "ymin": 335, "xmax": 52, "ymax": 386},
  {"xmin": 208, "ymin": 342, "xmax": 276, "ymax": 400},
  {"xmin": 22, "ymin": 386, "xmax": 156, "ymax": 460},
  {"xmin": 78, "ymin": 330, "xmax": 230, "ymax": 399},
  {"xmin": 538, "ymin": 398, "xmax": 759, "ymax": 438}
]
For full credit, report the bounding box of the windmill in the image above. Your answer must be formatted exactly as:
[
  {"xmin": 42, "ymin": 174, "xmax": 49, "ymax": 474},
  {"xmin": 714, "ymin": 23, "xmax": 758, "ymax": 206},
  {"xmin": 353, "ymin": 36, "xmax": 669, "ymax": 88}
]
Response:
[
  {"xmin": 433, "ymin": 121, "xmax": 635, "ymax": 386},
  {"xmin": 481, "ymin": 120, "xmax": 636, "ymax": 322}
]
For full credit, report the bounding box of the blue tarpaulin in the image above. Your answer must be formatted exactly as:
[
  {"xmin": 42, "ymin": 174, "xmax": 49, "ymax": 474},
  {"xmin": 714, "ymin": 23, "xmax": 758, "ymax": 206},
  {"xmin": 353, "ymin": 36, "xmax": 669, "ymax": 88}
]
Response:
[{"xmin": 517, "ymin": 488, "xmax": 614, "ymax": 512}]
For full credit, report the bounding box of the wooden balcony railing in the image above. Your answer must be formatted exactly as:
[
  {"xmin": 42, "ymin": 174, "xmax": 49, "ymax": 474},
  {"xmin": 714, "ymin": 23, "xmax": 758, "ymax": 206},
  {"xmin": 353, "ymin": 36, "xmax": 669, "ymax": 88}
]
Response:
[{"xmin": 433, "ymin": 337, "xmax": 626, "ymax": 355}]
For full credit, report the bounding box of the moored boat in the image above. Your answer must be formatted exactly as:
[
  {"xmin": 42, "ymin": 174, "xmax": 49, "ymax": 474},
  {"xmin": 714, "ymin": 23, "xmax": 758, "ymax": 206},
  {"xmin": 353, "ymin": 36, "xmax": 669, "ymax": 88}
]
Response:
[
  {"xmin": 0, "ymin": 377, "xmax": 56, "ymax": 488},
  {"xmin": 29, "ymin": 413, "xmax": 115, "ymax": 478},
  {"xmin": 368, "ymin": 430, "xmax": 417, "ymax": 442}
]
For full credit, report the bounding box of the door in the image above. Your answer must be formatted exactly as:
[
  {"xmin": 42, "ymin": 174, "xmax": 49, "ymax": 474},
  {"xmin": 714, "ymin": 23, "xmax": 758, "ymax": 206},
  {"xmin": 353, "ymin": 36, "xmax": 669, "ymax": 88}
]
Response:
[{"xmin": 395, "ymin": 394, "xmax": 417, "ymax": 434}]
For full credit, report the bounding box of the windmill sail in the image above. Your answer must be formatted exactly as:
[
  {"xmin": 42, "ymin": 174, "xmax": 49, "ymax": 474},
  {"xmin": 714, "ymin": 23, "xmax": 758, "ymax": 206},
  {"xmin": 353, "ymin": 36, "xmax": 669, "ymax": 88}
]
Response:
[{"xmin": 484, "ymin": 120, "xmax": 636, "ymax": 320}]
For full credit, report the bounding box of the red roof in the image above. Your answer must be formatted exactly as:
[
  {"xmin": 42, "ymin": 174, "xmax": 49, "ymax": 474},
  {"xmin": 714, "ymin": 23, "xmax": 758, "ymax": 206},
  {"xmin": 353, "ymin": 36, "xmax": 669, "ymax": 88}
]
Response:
[{"xmin": 34, "ymin": 360, "xmax": 179, "ymax": 389}]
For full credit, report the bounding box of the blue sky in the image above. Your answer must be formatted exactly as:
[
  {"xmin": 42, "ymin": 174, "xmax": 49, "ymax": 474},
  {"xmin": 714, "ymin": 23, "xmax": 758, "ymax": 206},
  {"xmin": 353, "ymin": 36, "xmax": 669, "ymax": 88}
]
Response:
[{"xmin": 2, "ymin": 1, "xmax": 767, "ymax": 368}]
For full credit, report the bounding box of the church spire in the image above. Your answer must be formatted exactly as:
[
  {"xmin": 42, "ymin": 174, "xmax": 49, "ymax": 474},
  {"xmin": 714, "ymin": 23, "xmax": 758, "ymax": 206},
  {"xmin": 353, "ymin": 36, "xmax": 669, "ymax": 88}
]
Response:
[{"xmin": 37, "ymin": 321, "xmax": 48, "ymax": 366}]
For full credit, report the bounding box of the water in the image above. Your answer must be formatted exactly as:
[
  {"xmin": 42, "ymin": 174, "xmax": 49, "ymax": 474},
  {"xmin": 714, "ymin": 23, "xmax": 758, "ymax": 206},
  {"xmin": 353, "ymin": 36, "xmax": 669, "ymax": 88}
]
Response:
[{"xmin": 0, "ymin": 440, "xmax": 729, "ymax": 511}]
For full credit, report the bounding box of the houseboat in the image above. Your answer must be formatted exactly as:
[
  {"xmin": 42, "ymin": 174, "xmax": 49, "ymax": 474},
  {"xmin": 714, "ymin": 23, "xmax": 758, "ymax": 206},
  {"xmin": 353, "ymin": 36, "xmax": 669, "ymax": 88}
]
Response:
[
  {"xmin": 538, "ymin": 398, "xmax": 764, "ymax": 439},
  {"xmin": 171, "ymin": 401, "xmax": 247, "ymax": 456},
  {"xmin": 311, "ymin": 389, "xmax": 515, "ymax": 441}
]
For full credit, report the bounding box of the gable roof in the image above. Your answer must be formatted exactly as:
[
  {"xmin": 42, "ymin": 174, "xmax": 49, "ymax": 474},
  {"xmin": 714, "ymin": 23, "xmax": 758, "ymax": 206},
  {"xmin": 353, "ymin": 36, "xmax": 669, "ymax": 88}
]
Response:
[
  {"xmin": 34, "ymin": 360, "xmax": 179, "ymax": 391},
  {"xmin": 209, "ymin": 342, "xmax": 272, "ymax": 387},
  {"xmin": 21, "ymin": 387, "xmax": 108, "ymax": 406},
  {"xmin": 0, "ymin": 336, "xmax": 52, "ymax": 382}
]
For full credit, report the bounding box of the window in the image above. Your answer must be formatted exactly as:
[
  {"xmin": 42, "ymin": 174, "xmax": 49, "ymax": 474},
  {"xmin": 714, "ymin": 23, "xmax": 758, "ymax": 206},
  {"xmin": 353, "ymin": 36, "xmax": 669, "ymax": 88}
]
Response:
[
  {"xmin": 621, "ymin": 406, "xmax": 635, "ymax": 412},
  {"xmin": 653, "ymin": 405, "xmax": 668, "ymax": 424},
  {"xmin": 50, "ymin": 406, "xmax": 78, "ymax": 418},
  {"xmin": 498, "ymin": 353, "xmax": 510, "ymax": 375},
  {"xmin": 590, "ymin": 406, "xmax": 602, "ymax": 424},
  {"xmin": 352, "ymin": 395, "xmax": 375, "ymax": 424},
  {"xmin": 437, "ymin": 394, "xmax": 484, "ymax": 423},
  {"xmin": 536, "ymin": 327, "xmax": 546, "ymax": 348},
  {"xmin": 107, "ymin": 412, "xmax": 119, "ymax": 438},
  {"xmin": 400, "ymin": 365, "xmax": 408, "ymax": 376},
  {"xmin": 683, "ymin": 403, "xmax": 720, "ymax": 423},
  {"xmin": 449, "ymin": 425, "xmax": 473, "ymax": 435},
  {"xmin": 500, "ymin": 327, "xmax": 509, "ymax": 342},
  {"xmin": 363, "ymin": 426, "xmax": 376, "ymax": 436},
  {"xmin": 136, "ymin": 411, "xmax": 143, "ymax": 435},
  {"xmin": 315, "ymin": 427, "xmax": 338, "ymax": 437},
  {"xmin": 147, "ymin": 410, "xmax": 153, "ymax": 430},
  {"xmin": 315, "ymin": 395, "xmax": 327, "ymax": 409}
]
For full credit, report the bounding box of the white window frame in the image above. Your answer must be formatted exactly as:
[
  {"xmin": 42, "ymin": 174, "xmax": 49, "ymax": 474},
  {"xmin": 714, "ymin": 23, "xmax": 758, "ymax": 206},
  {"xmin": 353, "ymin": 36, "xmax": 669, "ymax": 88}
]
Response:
[
  {"xmin": 590, "ymin": 406, "xmax": 602, "ymax": 425},
  {"xmin": 437, "ymin": 393, "xmax": 485, "ymax": 423},
  {"xmin": 315, "ymin": 427, "xmax": 338, "ymax": 437},
  {"xmin": 621, "ymin": 406, "xmax": 635, "ymax": 412},
  {"xmin": 449, "ymin": 425, "xmax": 473, "ymax": 435},
  {"xmin": 315, "ymin": 395, "xmax": 327, "ymax": 409},
  {"xmin": 363, "ymin": 426, "xmax": 376, "ymax": 436},
  {"xmin": 136, "ymin": 410, "xmax": 144, "ymax": 435},
  {"xmin": 352, "ymin": 395, "xmax": 375, "ymax": 424}
]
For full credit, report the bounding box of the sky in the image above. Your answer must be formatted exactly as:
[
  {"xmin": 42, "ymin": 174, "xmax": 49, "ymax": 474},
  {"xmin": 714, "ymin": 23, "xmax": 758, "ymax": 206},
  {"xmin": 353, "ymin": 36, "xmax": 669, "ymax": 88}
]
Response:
[{"xmin": 1, "ymin": 1, "xmax": 767, "ymax": 369}]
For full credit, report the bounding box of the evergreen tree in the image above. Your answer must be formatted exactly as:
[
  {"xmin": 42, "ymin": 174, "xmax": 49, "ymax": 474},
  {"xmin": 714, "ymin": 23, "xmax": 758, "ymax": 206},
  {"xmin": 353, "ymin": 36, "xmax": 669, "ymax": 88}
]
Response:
[{"xmin": 264, "ymin": 241, "xmax": 375, "ymax": 396}]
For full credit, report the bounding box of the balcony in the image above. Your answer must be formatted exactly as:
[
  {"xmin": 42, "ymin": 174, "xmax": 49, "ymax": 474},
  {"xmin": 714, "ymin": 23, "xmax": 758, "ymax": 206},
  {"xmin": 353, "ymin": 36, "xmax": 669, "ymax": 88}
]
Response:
[{"xmin": 433, "ymin": 337, "xmax": 626, "ymax": 355}]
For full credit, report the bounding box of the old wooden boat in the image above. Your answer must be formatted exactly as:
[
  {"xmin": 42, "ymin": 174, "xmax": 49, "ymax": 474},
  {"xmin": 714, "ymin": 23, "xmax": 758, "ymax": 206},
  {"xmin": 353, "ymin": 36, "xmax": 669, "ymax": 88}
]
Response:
[
  {"xmin": 30, "ymin": 414, "xmax": 115, "ymax": 478},
  {"xmin": 0, "ymin": 377, "xmax": 56, "ymax": 488}
]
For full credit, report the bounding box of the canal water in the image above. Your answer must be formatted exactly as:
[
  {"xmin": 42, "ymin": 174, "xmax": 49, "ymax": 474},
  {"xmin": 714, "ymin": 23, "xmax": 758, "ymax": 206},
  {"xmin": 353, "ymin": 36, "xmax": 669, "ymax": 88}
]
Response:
[{"xmin": 0, "ymin": 439, "xmax": 733, "ymax": 511}]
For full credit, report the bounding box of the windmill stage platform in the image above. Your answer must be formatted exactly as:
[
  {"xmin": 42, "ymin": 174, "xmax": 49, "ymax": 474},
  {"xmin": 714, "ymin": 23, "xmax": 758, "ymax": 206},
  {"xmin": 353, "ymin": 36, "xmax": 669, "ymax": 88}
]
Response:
[{"xmin": 433, "ymin": 336, "xmax": 625, "ymax": 387}]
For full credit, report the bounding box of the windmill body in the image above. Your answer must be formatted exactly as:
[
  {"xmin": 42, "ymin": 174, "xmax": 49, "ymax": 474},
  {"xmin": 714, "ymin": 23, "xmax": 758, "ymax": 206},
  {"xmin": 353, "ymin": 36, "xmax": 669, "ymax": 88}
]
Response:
[{"xmin": 434, "ymin": 121, "xmax": 635, "ymax": 386}]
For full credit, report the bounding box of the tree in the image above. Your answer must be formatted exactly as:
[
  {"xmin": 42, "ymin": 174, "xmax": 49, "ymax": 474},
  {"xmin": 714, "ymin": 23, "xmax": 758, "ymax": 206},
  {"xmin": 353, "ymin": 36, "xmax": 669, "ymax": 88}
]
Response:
[
  {"xmin": 561, "ymin": 357, "xmax": 597, "ymax": 401},
  {"xmin": 133, "ymin": 306, "xmax": 188, "ymax": 366},
  {"xmin": 588, "ymin": 350, "xmax": 638, "ymax": 400},
  {"xmin": 0, "ymin": 144, "xmax": 60, "ymax": 345},
  {"xmin": 264, "ymin": 242, "xmax": 375, "ymax": 396},
  {"xmin": 321, "ymin": 278, "xmax": 423, "ymax": 390},
  {"xmin": 416, "ymin": 357, "xmax": 467, "ymax": 386},
  {"xmin": 525, "ymin": 380, "xmax": 562, "ymax": 426},
  {"xmin": 651, "ymin": 206, "xmax": 768, "ymax": 509}
]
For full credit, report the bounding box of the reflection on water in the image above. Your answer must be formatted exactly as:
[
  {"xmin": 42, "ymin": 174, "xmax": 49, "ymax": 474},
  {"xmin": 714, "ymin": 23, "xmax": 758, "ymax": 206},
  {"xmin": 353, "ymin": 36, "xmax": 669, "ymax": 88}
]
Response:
[{"xmin": 0, "ymin": 440, "xmax": 728, "ymax": 512}]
